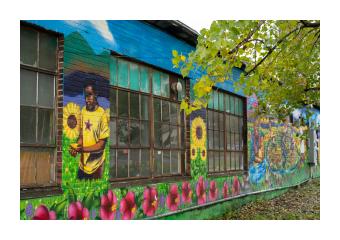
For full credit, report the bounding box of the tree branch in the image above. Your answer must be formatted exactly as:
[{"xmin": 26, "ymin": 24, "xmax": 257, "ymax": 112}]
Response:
[
  {"xmin": 245, "ymin": 26, "xmax": 301, "ymax": 76},
  {"xmin": 228, "ymin": 20, "xmax": 265, "ymax": 54}
]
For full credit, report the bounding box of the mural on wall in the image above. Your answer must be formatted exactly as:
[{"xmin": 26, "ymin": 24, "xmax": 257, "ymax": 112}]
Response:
[{"xmin": 20, "ymin": 20, "xmax": 319, "ymax": 220}]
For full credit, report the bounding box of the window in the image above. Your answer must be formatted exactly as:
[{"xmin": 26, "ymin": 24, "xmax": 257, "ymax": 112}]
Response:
[
  {"xmin": 20, "ymin": 25, "xmax": 58, "ymax": 186},
  {"xmin": 109, "ymin": 57, "xmax": 186, "ymax": 180},
  {"xmin": 207, "ymin": 89, "xmax": 246, "ymax": 173}
]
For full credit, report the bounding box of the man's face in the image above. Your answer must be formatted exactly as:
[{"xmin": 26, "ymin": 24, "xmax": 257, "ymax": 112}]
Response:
[{"xmin": 85, "ymin": 94, "xmax": 97, "ymax": 111}]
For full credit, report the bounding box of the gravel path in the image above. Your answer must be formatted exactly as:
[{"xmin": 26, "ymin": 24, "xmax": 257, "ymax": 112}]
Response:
[{"xmin": 218, "ymin": 179, "xmax": 320, "ymax": 220}]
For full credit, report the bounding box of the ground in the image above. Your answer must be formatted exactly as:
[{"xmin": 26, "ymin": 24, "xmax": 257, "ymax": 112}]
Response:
[{"xmin": 216, "ymin": 179, "xmax": 320, "ymax": 220}]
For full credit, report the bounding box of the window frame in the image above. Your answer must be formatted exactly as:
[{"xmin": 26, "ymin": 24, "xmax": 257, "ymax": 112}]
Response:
[
  {"xmin": 207, "ymin": 88, "xmax": 248, "ymax": 176},
  {"xmin": 109, "ymin": 54, "xmax": 189, "ymax": 184},
  {"xmin": 20, "ymin": 22, "xmax": 61, "ymax": 191}
]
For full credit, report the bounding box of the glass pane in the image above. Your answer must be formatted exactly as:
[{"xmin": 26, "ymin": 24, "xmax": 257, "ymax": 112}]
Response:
[
  {"xmin": 178, "ymin": 78, "xmax": 185, "ymax": 101},
  {"xmin": 20, "ymin": 27, "xmax": 38, "ymax": 66},
  {"xmin": 219, "ymin": 113, "xmax": 224, "ymax": 129},
  {"xmin": 118, "ymin": 60, "xmax": 129, "ymax": 88},
  {"xmin": 225, "ymin": 95, "xmax": 230, "ymax": 113},
  {"xmin": 170, "ymin": 102, "xmax": 179, "ymax": 124},
  {"xmin": 162, "ymin": 100, "xmax": 170, "ymax": 122},
  {"xmin": 235, "ymin": 134, "xmax": 240, "ymax": 150},
  {"xmin": 129, "ymin": 63, "xmax": 139, "ymax": 91},
  {"xmin": 109, "ymin": 57, "xmax": 117, "ymax": 86},
  {"xmin": 180, "ymin": 125, "xmax": 185, "ymax": 147},
  {"xmin": 240, "ymin": 153, "xmax": 244, "ymax": 170},
  {"xmin": 141, "ymin": 95, "xmax": 149, "ymax": 120},
  {"xmin": 109, "ymin": 89, "xmax": 116, "ymax": 117},
  {"xmin": 213, "ymin": 111, "xmax": 219, "ymax": 130},
  {"xmin": 154, "ymin": 150, "xmax": 162, "ymax": 175},
  {"xmin": 152, "ymin": 71, "xmax": 161, "ymax": 96},
  {"xmin": 118, "ymin": 90, "xmax": 128, "ymax": 117},
  {"xmin": 20, "ymin": 106, "xmax": 36, "ymax": 143},
  {"xmin": 163, "ymin": 150, "xmax": 170, "ymax": 174},
  {"xmin": 130, "ymin": 93, "xmax": 140, "ymax": 119},
  {"xmin": 235, "ymin": 98, "xmax": 239, "ymax": 116},
  {"xmin": 118, "ymin": 119, "xmax": 128, "ymax": 146},
  {"xmin": 231, "ymin": 152, "xmax": 236, "ymax": 170},
  {"xmin": 117, "ymin": 149, "xmax": 128, "ymax": 178},
  {"xmin": 213, "ymin": 130, "xmax": 219, "ymax": 150},
  {"xmin": 207, "ymin": 110, "xmax": 213, "ymax": 129},
  {"xmin": 154, "ymin": 122, "xmax": 162, "ymax": 148},
  {"xmin": 208, "ymin": 130, "xmax": 213, "ymax": 149},
  {"xmin": 161, "ymin": 124, "xmax": 170, "ymax": 148},
  {"xmin": 39, "ymin": 32, "xmax": 57, "ymax": 71},
  {"xmin": 213, "ymin": 91, "xmax": 219, "ymax": 110},
  {"xmin": 140, "ymin": 120, "xmax": 149, "ymax": 147},
  {"xmin": 37, "ymin": 108, "xmax": 53, "ymax": 144},
  {"xmin": 220, "ymin": 152, "xmax": 225, "ymax": 171},
  {"xmin": 219, "ymin": 131, "xmax": 224, "ymax": 150},
  {"xmin": 219, "ymin": 92, "xmax": 224, "ymax": 111},
  {"xmin": 171, "ymin": 150, "xmax": 179, "ymax": 174},
  {"xmin": 214, "ymin": 152, "xmax": 219, "ymax": 172},
  {"xmin": 141, "ymin": 149, "xmax": 150, "ymax": 176},
  {"xmin": 226, "ymin": 152, "xmax": 231, "ymax": 170},
  {"xmin": 153, "ymin": 98, "xmax": 161, "ymax": 122},
  {"xmin": 129, "ymin": 149, "xmax": 140, "ymax": 177},
  {"xmin": 239, "ymin": 117, "xmax": 243, "ymax": 133},
  {"xmin": 109, "ymin": 149, "xmax": 116, "ymax": 178},
  {"xmin": 38, "ymin": 73, "xmax": 54, "ymax": 108},
  {"xmin": 140, "ymin": 67, "xmax": 150, "ymax": 93},
  {"xmin": 130, "ymin": 120, "xmax": 140, "ymax": 146},
  {"xmin": 227, "ymin": 132, "xmax": 231, "ymax": 150},
  {"xmin": 239, "ymin": 98, "xmax": 244, "ymax": 116},
  {"xmin": 109, "ymin": 119, "xmax": 116, "ymax": 146},
  {"xmin": 230, "ymin": 96, "xmax": 235, "ymax": 114},
  {"xmin": 20, "ymin": 69, "xmax": 37, "ymax": 106},
  {"xmin": 231, "ymin": 133, "xmax": 235, "ymax": 150},
  {"xmin": 170, "ymin": 126, "xmax": 178, "ymax": 147},
  {"xmin": 208, "ymin": 151, "xmax": 214, "ymax": 172},
  {"xmin": 225, "ymin": 115, "xmax": 230, "ymax": 132},
  {"xmin": 160, "ymin": 73, "xmax": 170, "ymax": 97}
]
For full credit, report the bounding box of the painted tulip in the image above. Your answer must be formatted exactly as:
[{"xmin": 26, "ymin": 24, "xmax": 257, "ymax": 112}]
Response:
[
  {"xmin": 181, "ymin": 181, "xmax": 192, "ymax": 204},
  {"xmin": 32, "ymin": 205, "xmax": 56, "ymax": 220},
  {"xmin": 100, "ymin": 190, "xmax": 117, "ymax": 220},
  {"xmin": 209, "ymin": 180, "xmax": 218, "ymax": 201},
  {"xmin": 222, "ymin": 182, "xmax": 229, "ymax": 199},
  {"xmin": 120, "ymin": 191, "xmax": 137, "ymax": 220},
  {"xmin": 232, "ymin": 176, "xmax": 241, "ymax": 196},
  {"xmin": 196, "ymin": 176, "xmax": 206, "ymax": 205},
  {"xmin": 166, "ymin": 184, "xmax": 180, "ymax": 211},
  {"xmin": 142, "ymin": 187, "xmax": 158, "ymax": 217},
  {"xmin": 68, "ymin": 201, "xmax": 90, "ymax": 220}
]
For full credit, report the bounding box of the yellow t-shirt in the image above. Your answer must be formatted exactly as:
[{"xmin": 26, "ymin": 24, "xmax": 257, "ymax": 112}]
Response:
[{"xmin": 79, "ymin": 106, "xmax": 109, "ymax": 174}]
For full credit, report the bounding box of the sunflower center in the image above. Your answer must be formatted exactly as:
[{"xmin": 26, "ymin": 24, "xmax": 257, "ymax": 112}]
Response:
[
  {"xmin": 196, "ymin": 126, "xmax": 203, "ymax": 139},
  {"xmin": 67, "ymin": 115, "xmax": 77, "ymax": 129},
  {"xmin": 201, "ymin": 149, "xmax": 206, "ymax": 157},
  {"xmin": 191, "ymin": 148, "xmax": 196, "ymax": 156}
]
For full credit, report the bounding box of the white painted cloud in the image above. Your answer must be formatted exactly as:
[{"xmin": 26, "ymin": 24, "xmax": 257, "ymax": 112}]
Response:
[{"xmin": 90, "ymin": 20, "xmax": 115, "ymax": 43}]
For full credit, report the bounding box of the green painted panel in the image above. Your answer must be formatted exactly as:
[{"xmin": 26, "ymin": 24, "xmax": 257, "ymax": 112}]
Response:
[
  {"xmin": 140, "ymin": 66, "xmax": 150, "ymax": 93},
  {"xmin": 225, "ymin": 94, "xmax": 230, "ymax": 113},
  {"xmin": 129, "ymin": 62, "xmax": 140, "ymax": 91},
  {"xmin": 230, "ymin": 96, "xmax": 235, "ymax": 114},
  {"xmin": 213, "ymin": 91, "xmax": 219, "ymax": 110},
  {"xmin": 152, "ymin": 71, "xmax": 161, "ymax": 96},
  {"xmin": 118, "ymin": 59, "xmax": 129, "ymax": 88},
  {"xmin": 219, "ymin": 92, "xmax": 224, "ymax": 111},
  {"xmin": 160, "ymin": 73, "xmax": 169, "ymax": 97},
  {"xmin": 109, "ymin": 57, "xmax": 117, "ymax": 86}
]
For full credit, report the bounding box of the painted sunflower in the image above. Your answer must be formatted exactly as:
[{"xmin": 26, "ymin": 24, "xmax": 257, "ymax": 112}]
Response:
[
  {"xmin": 63, "ymin": 102, "xmax": 81, "ymax": 140},
  {"xmin": 190, "ymin": 145, "xmax": 197, "ymax": 160},
  {"xmin": 105, "ymin": 108, "xmax": 110, "ymax": 122},
  {"xmin": 200, "ymin": 146, "xmax": 207, "ymax": 161},
  {"xmin": 191, "ymin": 117, "xmax": 206, "ymax": 148}
]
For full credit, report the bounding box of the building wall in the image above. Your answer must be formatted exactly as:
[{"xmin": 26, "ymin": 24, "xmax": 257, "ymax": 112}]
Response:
[{"xmin": 20, "ymin": 20, "xmax": 319, "ymax": 220}]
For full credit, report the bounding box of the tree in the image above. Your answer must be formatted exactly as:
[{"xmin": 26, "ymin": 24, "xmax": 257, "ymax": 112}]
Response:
[{"xmin": 172, "ymin": 20, "xmax": 320, "ymax": 120}]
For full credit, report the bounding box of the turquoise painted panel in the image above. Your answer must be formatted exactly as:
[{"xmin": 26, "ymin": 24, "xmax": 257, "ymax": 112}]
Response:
[
  {"xmin": 152, "ymin": 71, "xmax": 161, "ymax": 96},
  {"xmin": 129, "ymin": 62, "xmax": 140, "ymax": 91},
  {"xmin": 160, "ymin": 73, "xmax": 169, "ymax": 97},
  {"xmin": 140, "ymin": 66, "xmax": 150, "ymax": 93},
  {"xmin": 118, "ymin": 59, "xmax": 129, "ymax": 88},
  {"xmin": 109, "ymin": 57, "xmax": 117, "ymax": 86}
]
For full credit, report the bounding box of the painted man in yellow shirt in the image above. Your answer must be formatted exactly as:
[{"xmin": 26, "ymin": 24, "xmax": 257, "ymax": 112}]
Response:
[{"xmin": 69, "ymin": 84, "xmax": 109, "ymax": 179}]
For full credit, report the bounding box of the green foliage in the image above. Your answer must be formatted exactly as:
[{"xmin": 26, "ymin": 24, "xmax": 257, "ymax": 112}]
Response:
[{"xmin": 172, "ymin": 20, "xmax": 320, "ymax": 119}]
